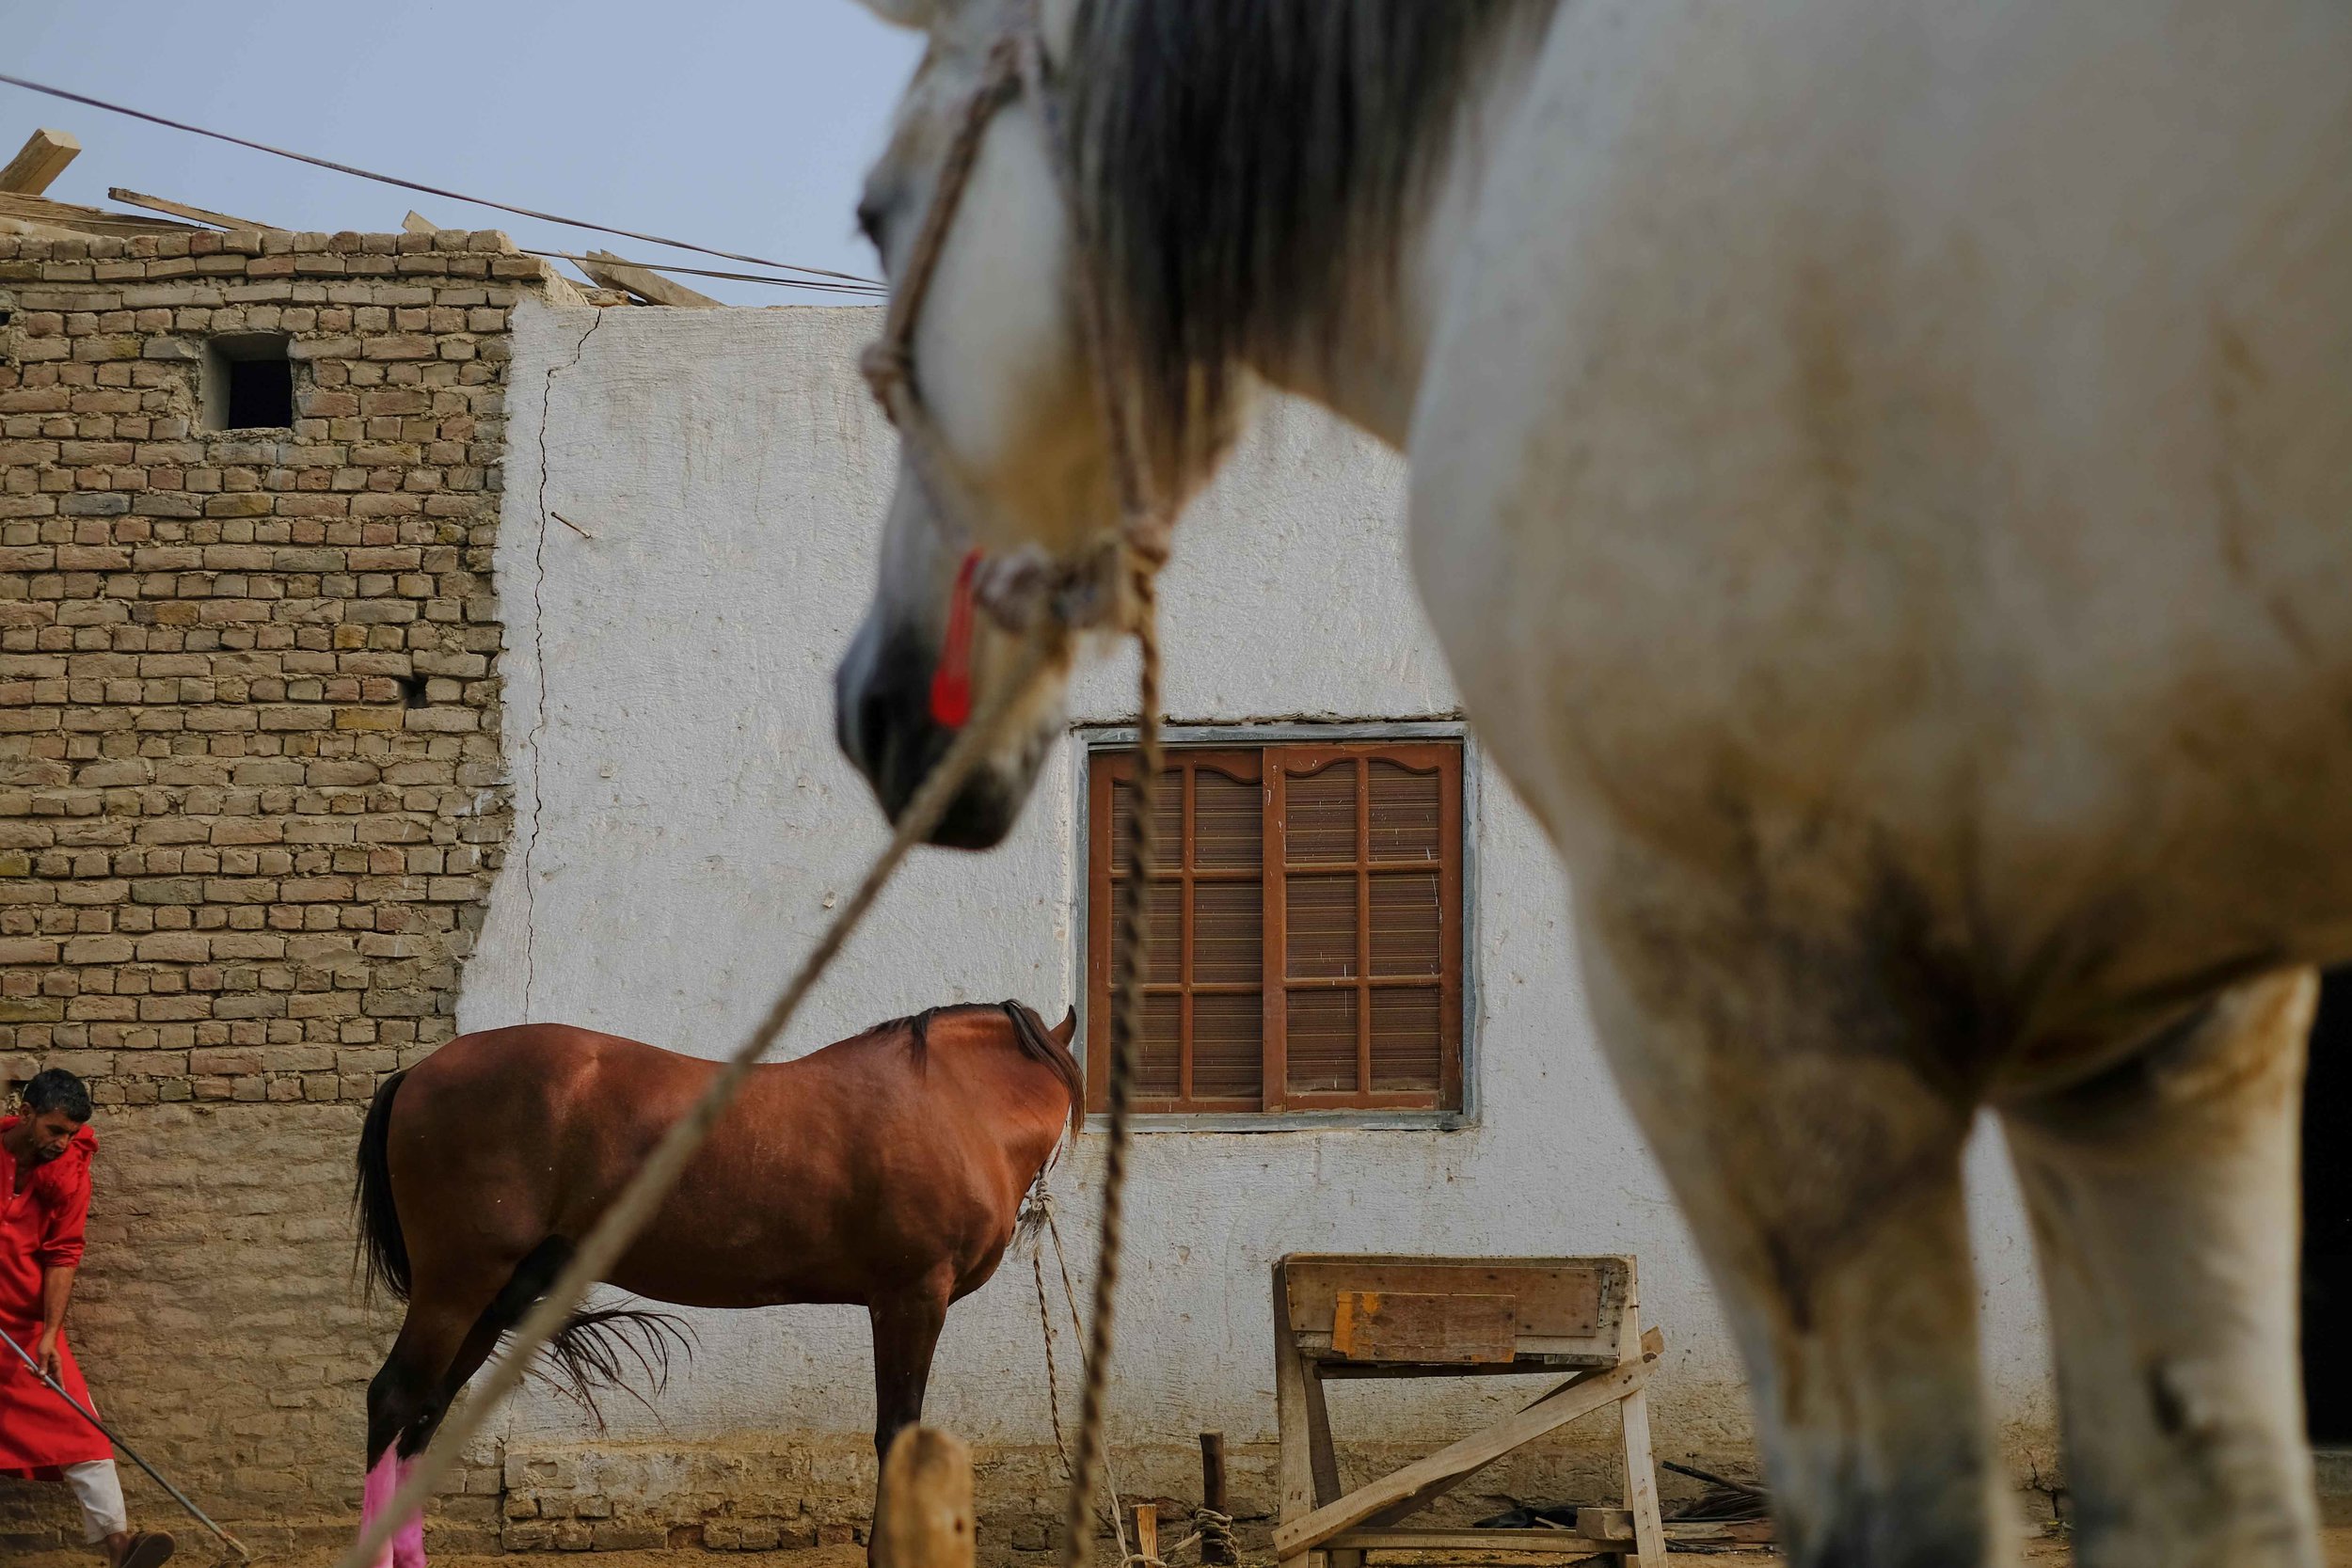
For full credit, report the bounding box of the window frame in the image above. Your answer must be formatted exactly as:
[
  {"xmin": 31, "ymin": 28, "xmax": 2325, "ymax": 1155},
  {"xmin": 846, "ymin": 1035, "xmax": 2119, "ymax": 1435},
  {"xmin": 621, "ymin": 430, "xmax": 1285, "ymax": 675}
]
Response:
[{"xmin": 1073, "ymin": 721, "xmax": 1480, "ymax": 1132}]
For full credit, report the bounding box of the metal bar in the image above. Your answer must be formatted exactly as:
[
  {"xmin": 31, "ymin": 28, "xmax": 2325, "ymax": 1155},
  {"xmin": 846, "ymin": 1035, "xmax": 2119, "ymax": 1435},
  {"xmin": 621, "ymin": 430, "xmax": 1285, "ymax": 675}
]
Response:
[{"xmin": 0, "ymin": 1323, "xmax": 251, "ymax": 1560}]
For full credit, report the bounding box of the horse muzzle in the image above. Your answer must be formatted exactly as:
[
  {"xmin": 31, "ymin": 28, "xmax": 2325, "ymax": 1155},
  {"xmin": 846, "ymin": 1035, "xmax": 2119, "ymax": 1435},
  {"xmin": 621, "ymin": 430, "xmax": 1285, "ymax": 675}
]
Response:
[{"xmin": 834, "ymin": 618, "xmax": 1040, "ymax": 851}]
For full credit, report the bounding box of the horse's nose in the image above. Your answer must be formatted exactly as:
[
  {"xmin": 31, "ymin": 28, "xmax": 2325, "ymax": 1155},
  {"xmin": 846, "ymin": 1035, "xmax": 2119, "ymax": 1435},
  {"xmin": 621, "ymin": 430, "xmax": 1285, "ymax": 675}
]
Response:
[{"xmin": 834, "ymin": 623, "xmax": 931, "ymax": 818}]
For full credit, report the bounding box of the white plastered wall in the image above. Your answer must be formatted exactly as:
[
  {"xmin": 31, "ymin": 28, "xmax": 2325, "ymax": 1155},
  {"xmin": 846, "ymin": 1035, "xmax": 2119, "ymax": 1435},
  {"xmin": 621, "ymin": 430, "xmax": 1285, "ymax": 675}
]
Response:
[{"xmin": 466, "ymin": 300, "xmax": 2055, "ymax": 1509}]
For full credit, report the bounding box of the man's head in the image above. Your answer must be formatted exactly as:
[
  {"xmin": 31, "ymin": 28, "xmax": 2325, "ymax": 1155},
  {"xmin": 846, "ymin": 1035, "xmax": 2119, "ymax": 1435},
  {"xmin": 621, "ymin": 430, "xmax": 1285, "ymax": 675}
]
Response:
[{"xmin": 12, "ymin": 1068, "xmax": 90, "ymax": 1164}]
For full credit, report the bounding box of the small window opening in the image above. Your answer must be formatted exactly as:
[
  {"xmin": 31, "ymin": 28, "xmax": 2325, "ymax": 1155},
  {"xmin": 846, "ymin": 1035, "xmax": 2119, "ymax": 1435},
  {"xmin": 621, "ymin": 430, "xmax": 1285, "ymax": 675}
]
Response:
[
  {"xmin": 393, "ymin": 674, "xmax": 428, "ymax": 709},
  {"xmin": 0, "ymin": 309, "xmax": 13, "ymax": 327},
  {"xmin": 202, "ymin": 332, "xmax": 294, "ymax": 431}
]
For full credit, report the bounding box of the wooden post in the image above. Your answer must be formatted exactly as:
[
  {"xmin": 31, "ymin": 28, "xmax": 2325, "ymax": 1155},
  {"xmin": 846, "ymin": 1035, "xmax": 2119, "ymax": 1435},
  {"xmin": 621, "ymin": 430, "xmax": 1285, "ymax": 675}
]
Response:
[
  {"xmin": 873, "ymin": 1427, "xmax": 974, "ymax": 1568},
  {"xmin": 1615, "ymin": 1274, "xmax": 1668, "ymax": 1568},
  {"xmin": 1134, "ymin": 1503, "xmax": 1158, "ymax": 1564},
  {"xmin": 1200, "ymin": 1432, "xmax": 1235, "ymax": 1565}
]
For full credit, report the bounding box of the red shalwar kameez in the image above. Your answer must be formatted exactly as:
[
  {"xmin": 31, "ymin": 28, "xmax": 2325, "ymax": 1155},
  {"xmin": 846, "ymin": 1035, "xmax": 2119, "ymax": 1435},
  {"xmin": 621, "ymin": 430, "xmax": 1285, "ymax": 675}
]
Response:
[{"xmin": 0, "ymin": 1117, "xmax": 111, "ymax": 1479}]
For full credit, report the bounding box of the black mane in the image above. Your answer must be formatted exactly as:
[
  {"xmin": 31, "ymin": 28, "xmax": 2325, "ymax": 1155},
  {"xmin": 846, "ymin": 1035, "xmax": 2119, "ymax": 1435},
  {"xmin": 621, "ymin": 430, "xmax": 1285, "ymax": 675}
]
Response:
[{"xmin": 1069, "ymin": 0, "xmax": 1552, "ymax": 473}]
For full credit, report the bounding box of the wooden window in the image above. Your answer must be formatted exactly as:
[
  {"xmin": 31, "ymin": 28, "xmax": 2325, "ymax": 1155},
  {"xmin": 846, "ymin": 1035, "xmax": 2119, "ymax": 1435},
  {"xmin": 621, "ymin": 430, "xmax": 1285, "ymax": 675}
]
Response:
[{"xmin": 1087, "ymin": 741, "xmax": 1464, "ymax": 1115}]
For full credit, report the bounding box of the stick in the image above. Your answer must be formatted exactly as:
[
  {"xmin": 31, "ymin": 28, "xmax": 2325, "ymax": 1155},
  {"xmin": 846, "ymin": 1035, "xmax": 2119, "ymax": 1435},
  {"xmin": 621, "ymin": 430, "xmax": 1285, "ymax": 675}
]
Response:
[
  {"xmin": 1199, "ymin": 1433, "xmax": 1234, "ymax": 1566},
  {"xmin": 0, "ymin": 1324, "xmax": 251, "ymax": 1560},
  {"xmin": 1660, "ymin": 1460, "xmax": 1764, "ymax": 1497}
]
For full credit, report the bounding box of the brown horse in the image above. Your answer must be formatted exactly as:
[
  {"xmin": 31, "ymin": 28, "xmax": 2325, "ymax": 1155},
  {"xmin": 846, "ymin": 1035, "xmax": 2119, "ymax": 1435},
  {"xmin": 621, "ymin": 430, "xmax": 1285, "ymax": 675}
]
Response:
[{"xmin": 349, "ymin": 1001, "xmax": 1081, "ymax": 1568}]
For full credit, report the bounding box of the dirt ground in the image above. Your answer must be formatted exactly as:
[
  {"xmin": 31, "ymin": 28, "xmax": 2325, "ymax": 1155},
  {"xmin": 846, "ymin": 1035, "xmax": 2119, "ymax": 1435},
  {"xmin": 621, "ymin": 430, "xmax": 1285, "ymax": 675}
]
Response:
[
  {"xmin": 26, "ymin": 1529, "xmax": 2352, "ymax": 1568},
  {"xmin": 362, "ymin": 1528, "xmax": 2352, "ymax": 1567},
  {"xmin": 72, "ymin": 1528, "xmax": 2352, "ymax": 1568}
]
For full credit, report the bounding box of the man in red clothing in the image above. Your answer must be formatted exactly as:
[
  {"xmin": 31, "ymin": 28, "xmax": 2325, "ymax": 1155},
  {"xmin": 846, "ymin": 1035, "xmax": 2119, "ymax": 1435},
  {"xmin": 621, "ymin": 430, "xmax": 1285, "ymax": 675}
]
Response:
[{"xmin": 2, "ymin": 1069, "xmax": 172, "ymax": 1568}]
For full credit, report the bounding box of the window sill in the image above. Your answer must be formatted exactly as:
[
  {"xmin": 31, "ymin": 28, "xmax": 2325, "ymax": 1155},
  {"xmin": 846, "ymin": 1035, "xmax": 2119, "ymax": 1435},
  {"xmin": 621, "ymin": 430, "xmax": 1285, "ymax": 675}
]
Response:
[{"xmin": 1086, "ymin": 1109, "xmax": 1472, "ymax": 1134}]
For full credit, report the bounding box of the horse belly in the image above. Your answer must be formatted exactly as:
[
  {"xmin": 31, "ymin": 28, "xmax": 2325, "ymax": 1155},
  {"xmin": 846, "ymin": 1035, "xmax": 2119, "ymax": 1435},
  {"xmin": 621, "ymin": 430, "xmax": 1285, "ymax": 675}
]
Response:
[{"xmin": 1412, "ymin": 0, "xmax": 2352, "ymax": 1062}]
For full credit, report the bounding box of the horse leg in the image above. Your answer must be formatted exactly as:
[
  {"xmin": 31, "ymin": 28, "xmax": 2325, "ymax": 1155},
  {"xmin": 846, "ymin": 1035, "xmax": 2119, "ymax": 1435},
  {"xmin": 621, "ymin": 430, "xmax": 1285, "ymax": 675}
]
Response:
[
  {"xmin": 2002, "ymin": 969, "xmax": 2320, "ymax": 1568},
  {"xmin": 1578, "ymin": 905, "xmax": 2002, "ymax": 1568},
  {"xmin": 363, "ymin": 1303, "xmax": 471, "ymax": 1568},
  {"xmin": 382, "ymin": 1242, "xmax": 577, "ymax": 1568},
  {"xmin": 868, "ymin": 1279, "xmax": 952, "ymax": 1462},
  {"xmin": 866, "ymin": 1277, "xmax": 954, "ymax": 1559}
]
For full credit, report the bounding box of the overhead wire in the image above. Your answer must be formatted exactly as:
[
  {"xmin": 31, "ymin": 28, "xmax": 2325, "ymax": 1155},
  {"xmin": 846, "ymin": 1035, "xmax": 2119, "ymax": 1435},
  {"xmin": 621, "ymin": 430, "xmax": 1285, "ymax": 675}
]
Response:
[
  {"xmin": 0, "ymin": 71, "xmax": 882, "ymax": 289},
  {"xmin": 525, "ymin": 249, "xmax": 883, "ymax": 296}
]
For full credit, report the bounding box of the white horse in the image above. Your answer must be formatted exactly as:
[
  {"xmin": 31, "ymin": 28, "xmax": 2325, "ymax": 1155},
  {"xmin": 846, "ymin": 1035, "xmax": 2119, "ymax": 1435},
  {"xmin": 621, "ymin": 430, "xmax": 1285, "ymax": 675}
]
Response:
[{"xmin": 832, "ymin": 3, "xmax": 2352, "ymax": 1563}]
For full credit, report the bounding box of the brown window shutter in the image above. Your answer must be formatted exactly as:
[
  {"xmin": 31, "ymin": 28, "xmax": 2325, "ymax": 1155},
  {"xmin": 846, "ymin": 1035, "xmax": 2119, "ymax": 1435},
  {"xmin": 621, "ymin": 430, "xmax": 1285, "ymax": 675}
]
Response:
[
  {"xmin": 1090, "ymin": 750, "xmax": 1265, "ymax": 1113},
  {"xmin": 1090, "ymin": 740, "xmax": 1458, "ymax": 1116},
  {"xmin": 1266, "ymin": 743, "xmax": 1463, "ymax": 1112}
]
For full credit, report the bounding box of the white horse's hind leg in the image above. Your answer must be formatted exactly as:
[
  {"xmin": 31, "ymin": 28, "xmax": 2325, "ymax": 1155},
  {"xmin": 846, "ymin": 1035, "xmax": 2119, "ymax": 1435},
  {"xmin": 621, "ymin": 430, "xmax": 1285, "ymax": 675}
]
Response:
[
  {"xmin": 1576, "ymin": 916, "xmax": 2008, "ymax": 1568},
  {"xmin": 2004, "ymin": 970, "xmax": 2320, "ymax": 1568}
]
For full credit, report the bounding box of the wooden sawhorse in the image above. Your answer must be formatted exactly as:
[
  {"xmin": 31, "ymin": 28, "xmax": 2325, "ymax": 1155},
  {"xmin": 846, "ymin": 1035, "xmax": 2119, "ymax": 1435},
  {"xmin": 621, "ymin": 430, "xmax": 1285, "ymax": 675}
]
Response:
[{"xmin": 1271, "ymin": 1254, "xmax": 1667, "ymax": 1568}]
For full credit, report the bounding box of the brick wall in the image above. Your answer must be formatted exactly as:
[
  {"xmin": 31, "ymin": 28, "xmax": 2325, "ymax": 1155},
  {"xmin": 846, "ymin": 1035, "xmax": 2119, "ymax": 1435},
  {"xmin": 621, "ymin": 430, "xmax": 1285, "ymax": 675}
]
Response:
[{"xmin": 0, "ymin": 224, "xmax": 557, "ymax": 1548}]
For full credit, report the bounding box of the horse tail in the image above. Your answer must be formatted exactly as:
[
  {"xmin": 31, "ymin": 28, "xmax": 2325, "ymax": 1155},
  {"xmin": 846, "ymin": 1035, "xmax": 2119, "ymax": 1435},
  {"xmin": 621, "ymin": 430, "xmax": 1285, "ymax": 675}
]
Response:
[
  {"xmin": 535, "ymin": 1305, "xmax": 694, "ymax": 1431},
  {"xmin": 354, "ymin": 1069, "xmax": 412, "ymax": 1304}
]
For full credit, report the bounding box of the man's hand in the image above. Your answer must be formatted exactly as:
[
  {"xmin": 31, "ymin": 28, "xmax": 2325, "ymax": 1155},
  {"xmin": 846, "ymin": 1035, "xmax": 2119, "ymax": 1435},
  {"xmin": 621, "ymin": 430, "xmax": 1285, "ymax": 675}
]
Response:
[{"xmin": 33, "ymin": 1329, "xmax": 61, "ymax": 1383}]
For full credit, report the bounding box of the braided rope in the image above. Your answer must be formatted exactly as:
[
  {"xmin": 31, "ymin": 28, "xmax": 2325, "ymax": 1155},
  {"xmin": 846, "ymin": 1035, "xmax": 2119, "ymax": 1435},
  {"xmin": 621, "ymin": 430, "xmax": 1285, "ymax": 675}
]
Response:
[
  {"xmin": 1029, "ymin": 1190, "xmax": 1135, "ymax": 1560},
  {"xmin": 1058, "ymin": 569, "xmax": 1163, "ymax": 1568}
]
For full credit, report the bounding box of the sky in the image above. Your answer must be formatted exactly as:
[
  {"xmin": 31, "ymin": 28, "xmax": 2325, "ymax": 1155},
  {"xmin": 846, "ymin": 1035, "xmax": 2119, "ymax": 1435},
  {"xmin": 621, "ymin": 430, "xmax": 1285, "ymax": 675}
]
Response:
[{"xmin": 0, "ymin": 1, "xmax": 926, "ymax": 305}]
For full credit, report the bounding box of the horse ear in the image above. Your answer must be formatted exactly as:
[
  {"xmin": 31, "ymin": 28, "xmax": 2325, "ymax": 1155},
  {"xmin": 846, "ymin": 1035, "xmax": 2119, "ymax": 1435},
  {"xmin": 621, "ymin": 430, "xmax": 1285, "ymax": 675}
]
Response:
[
  {"xmin": 1053, "ymin": 1007, "xmax": 1076, "ymax": 1045},
  {"xmin": 851, "ymin": 0, "xmax": 939, "ymax": 29}
]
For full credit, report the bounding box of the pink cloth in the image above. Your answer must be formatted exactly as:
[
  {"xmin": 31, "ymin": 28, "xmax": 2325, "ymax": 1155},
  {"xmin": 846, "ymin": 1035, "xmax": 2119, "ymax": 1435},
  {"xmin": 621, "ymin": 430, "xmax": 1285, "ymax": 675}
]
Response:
[{"xmin": 358, "ymin": 1451, "xmax": 427, "ymax": 1568}]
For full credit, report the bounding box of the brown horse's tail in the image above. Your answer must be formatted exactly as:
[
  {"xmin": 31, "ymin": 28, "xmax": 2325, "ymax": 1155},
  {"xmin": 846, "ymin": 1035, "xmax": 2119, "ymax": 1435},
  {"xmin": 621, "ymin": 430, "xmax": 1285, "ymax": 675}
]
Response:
[
  {"xmin": 536, "ymin": 1302, "xmax": 694, "ymax": 1429},
  {"xmin": 355, "ymin": 1069, "xmax": 412, "ymax": 1303}
]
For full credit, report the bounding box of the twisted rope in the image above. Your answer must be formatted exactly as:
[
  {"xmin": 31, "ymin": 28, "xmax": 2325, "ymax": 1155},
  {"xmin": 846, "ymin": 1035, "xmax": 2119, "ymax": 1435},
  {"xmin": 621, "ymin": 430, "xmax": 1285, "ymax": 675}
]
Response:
[
  {"xmin": 1028, "ymin": 1187, "xmax": 1134, "ymax": 1560},
  {"xmin": 1058, "ymin": 570, "xmax": 1164, "ymax": 1568}
]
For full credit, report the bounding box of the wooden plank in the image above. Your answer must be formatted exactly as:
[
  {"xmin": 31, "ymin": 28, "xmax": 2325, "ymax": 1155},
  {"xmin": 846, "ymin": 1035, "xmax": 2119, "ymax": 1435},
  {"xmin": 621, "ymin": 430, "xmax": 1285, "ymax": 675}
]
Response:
[
  {"xmin": 1303, "ymin": 1360, "xmax": 1343, "ymax": 1507},
  {"xmin": 580, "ymin": 247, "xmax": 722, "ymax": 308},
  {"xmin": 1274, "ymin": 1261, "xmax": 1322, "ymax": 1532},
  {"xmin": 1663, "ymin": 1521, "xmax": 1773, "ymax": 1545},
  {"xmin": 0, "ymin": 192, "xmax": 196, "ymax": 239},
  {"xmin": 1330, "ymin": 1528, "xmax": 1621, "ymax": 1553},
  {"xmin": 1272, "ymin": 1354, "xmax": 1656, "ymax": 1560},
  {"xmin": 108, "ymin": 188, "xmax": 281, "ymax": 233},
  {"xmin": 1135, "ymin": 1504, "xmax": 1158, "ymax": 1564},
  {"xmin": 1333, "ymin": 1291, "xmax": 1516, "ymax": 1364},
  {"xmin": 1314, "ymin": 1358, "xmax": 1602, "ymax": 1380},
  {"xmin": 1349, "ymin": 1338, "xmax": 1660, "ymax": 1539},
  {"xmin": 1618, "ymin": 1395, "xmax": 1666, "ymax": 1568},
  {"xmin": 1283, "ymin": 1257, "xmax": 1621, "ymax": 1345},
  {"xmin": 1575, "ymin": 1511, "xmax": 1635, "ymax": 1544},
  {"xmin": 0, "ymin": 130, "xmax": 79, "ymax": 197},
  {"xmin": 872, "ymin": 1427, "xmax": 973, "ymax": 1568}
]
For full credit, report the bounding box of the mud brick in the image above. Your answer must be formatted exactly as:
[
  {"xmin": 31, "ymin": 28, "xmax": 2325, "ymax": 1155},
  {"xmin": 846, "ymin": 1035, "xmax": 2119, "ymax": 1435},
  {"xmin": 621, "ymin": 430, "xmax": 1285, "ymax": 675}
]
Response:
[{"xmin": 0, "ymin": 225, "xmax": 572, "ymax": 1540}]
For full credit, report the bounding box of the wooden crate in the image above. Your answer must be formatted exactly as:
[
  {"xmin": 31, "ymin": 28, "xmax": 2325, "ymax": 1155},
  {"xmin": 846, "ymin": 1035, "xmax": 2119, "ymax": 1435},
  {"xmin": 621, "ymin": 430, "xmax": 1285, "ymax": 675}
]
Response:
[{"xmin": 1272, "ymin": 1255, "xmax": 1667, "ymax": 1568}]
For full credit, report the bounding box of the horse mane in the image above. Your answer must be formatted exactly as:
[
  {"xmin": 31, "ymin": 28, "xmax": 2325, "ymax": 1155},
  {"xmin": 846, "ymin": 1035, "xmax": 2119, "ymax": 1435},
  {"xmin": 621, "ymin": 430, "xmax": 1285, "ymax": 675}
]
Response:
[
  {"xmin": 870, "ymin": 1002, "xmax": 1085, "ymax": 1136},
  {"xmin": 1068, "ymin": 0, "xmax": 1554, "ymax": 475}
]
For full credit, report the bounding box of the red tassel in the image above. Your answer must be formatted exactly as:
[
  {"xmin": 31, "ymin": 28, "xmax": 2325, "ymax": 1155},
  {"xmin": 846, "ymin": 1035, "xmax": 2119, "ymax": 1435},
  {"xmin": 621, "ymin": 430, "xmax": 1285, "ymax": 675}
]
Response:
[{"xmin": 929, "ymin": 547, "xmax": 982, "ymax": 729}]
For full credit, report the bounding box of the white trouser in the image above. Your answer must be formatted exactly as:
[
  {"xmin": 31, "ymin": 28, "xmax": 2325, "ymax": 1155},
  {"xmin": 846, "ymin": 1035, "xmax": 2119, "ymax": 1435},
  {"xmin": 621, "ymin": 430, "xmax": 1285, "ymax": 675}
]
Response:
[{"xmin": 64, "ymin": 1458, "xmax": 127, "ymax": 1543}]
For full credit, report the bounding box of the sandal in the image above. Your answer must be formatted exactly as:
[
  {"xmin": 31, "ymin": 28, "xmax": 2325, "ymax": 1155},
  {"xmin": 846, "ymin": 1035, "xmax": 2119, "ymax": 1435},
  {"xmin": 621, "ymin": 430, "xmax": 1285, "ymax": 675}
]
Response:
[{"xmin": 116, "ymin": 1531, "xmax": 175, "ymax": 1568}]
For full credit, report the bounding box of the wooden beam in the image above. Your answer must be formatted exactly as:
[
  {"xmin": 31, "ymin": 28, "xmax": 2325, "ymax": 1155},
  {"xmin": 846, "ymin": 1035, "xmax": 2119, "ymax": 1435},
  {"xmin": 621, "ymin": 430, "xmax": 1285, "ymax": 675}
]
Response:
[
  {"xmin": 0, "ymin": 130, "xmax": 79, "ymax": 197},
  {"xmin": 580, "ymin": 247, "xmax": 723, "ymax": 308},
  {"xmin": 872, "ymin": 1427, "xmax": 973, "ymax": 1568},
  {"xmin": 1272, "ymin": 1354, "xmax": 1658, "ymax": 1560},
  {"xmin": 1325, "ymin": 1521, "xmax": 1633, "ymax": 1553},
  {"xmin": 402, "ymin": 211, "xmax": 439, "ymax": 235},
  {"xmin": 0, "ymin": 191, "xmax": 198, "ymax": 239},
  {"xmin": 107, "ymin": 187, "xmax": 281, "ymax": 233}
]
